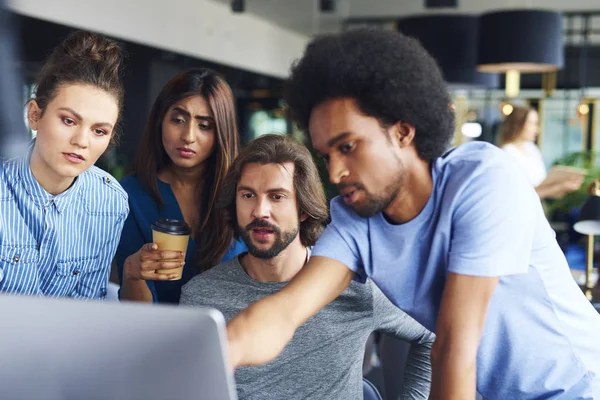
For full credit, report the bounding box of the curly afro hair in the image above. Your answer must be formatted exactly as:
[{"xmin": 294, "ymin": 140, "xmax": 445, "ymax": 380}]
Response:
[{"xmin": 284, "ymin": 28, "xmax": 455, "ymax": 161}]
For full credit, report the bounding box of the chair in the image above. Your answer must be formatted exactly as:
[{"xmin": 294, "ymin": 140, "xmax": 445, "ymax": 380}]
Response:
[
  {"xmin": 380, "ymin": 335, "xmax": 485, "ymax": 399},
  {"xmin": 379, "ymin": 335, "xmax": 411, "ymax": 400},
  {"xmin": 363, "ymin": 378, "xmax": 383, "ymax": 400}
]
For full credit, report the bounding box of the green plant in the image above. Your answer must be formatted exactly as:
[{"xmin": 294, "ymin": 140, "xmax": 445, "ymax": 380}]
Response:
[
  {"xmin": 545, "ymin": 151, "xmax": 600, "ymax": 217},
  {"xmin": 96, "ymin": 148, "xmax": 130, "ymax": 182}
]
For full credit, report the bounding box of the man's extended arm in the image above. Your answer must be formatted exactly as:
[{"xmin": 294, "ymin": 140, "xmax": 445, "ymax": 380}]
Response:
[{"xmin": 226, "ymin": 256, "xmax": 354, "ymax": 368}]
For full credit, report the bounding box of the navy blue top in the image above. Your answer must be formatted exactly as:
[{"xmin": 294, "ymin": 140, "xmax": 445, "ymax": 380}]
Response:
[{"xmin": 115, "ymin": 175, "xmax": 246, "ymax": 304}]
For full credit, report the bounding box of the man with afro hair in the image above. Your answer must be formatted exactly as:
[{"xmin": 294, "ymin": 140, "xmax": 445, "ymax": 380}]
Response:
[{"xmin": 226, "ymin": 28, "xmax": 600, "ymax": 400}]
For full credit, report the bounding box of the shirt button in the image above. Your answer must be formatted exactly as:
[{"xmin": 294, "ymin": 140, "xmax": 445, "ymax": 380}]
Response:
[
  {"xmin": 105, "ymin": 177, "xmax": 111, "ymax": 183},
  {"xmin": 73, "ymin": 270, "xmax": 80, "ymax": 276},
  {"xmin": 13, "ymin": 256, "xmax": 20, "ymax": 263}
]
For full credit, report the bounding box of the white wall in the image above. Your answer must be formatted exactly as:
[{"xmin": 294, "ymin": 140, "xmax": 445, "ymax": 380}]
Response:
[
  {"xmin": 7, "ymin": 0, "xmax": 310, "ymax": 78},
  {"xmin": 349, "ymin": 0, "xmax": 600, "ymax": 18}
]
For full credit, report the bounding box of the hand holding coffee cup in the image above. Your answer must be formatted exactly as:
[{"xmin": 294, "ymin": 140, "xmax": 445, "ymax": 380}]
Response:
[
  {"xmin": 151, "ymin": 218, "xmax": 191, "ymax": 280},
  {"xmin": 123, "ymin": 243, "xmax": 185, "ymax": 281}
]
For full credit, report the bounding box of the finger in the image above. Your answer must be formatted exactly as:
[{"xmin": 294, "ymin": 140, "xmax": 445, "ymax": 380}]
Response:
[
  {"xmin": 139, "ymin": 260, "xmax": 163, "ymax": 271},
  {"xmin": 159, "ymin": 251, "xmax": 185, "ymax": 260},
  {"xmin": 146, "ymin": 272, "xmax": 180, "ymax": 281},
  {"xmin": 140, "ymin": 272, "xmax": 168, "ymax": 281},
  {"xmin": 141, "ymin": 250, "xmax": 182, "ymax": 262},
  {"xmin": 142, "ymin": 243, "xmax": 159, "ymax": 252},
  {"xmin": 140, "ymin": 260, "xmax": 184, "ymax": 271},
  {"xmin": 157, "ymin": 260, "xmax": 185, "ymax": 270},
  {"xmin": 141, "ymin": 251, "xmax": 165, "ymax": 262}
]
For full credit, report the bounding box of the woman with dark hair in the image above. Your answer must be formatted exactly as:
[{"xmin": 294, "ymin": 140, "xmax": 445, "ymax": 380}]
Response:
[
  {"xmin": 115, "ymin": 68, "xmax": 246, "ymax": 304},
  {"xmin": 500, "ymin": 106, "xmax": 583, "ymax": 199},
  {"xmin": 0, "ymin": 30, "xmax": 128, "ymax": 298}
]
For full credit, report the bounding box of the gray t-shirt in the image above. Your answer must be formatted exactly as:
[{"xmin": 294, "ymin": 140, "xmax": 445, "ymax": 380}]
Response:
[{"xmin": 180, "ymin": 255, "xmax": 434, "ymax": 400}]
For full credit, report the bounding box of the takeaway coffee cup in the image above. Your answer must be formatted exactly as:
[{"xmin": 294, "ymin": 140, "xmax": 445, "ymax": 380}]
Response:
[{"xmin": 151, "ymin": 218, "xmax": 191, "ymax": 280}]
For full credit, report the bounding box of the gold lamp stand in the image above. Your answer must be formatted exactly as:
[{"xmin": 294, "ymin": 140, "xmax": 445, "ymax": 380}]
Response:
[{"xmin": 574, "ymin": 180, "xmax": 600, "ymax": 301}]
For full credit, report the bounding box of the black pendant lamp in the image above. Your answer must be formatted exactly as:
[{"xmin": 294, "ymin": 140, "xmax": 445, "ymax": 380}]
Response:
[
  {"xmin": 398, "ymin": 15, "xmax": 499, "ymax": 89},
  {"xmin": 477, "ymin": 9, "xmax": 564, "ymax": 97}
]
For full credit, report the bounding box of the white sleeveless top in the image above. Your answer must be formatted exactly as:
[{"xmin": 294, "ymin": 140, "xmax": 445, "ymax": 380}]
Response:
[{"xmin": 502, "ymin": 142, "xmax": 547, "ymax": 187}]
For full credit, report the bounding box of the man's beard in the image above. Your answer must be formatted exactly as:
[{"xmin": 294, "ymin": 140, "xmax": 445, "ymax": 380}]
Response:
[
  {"xmin": 339, "ymin": 147, "xmax": 406, "ymax": 218},
  {"xmin": 338, "ymin": 174, "xmax": 404, "ymax": 218},
  {"xmin": 238, "ymin": 219, "xmax": 299, "ymax": 259}
]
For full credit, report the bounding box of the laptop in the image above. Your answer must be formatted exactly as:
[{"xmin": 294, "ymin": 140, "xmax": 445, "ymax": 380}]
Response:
[{"xmin": 0, "ymin": 294, "xmax": 238, "ymax": 400}]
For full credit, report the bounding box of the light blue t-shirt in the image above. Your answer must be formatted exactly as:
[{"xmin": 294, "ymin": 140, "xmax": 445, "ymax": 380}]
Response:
[{"xmin": 312, "ymin": 142, "xmax": 600, "ymax": 399}]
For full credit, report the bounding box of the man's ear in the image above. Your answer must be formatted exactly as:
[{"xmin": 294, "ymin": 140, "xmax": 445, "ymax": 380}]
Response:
[
  {"xmin": 27, "ymin": 101, "xmax": 42, "ymax": 131},
  {"xmin": 300, "ymin": 212, "xmax": 309, "ymax": 223},
  {"xmin": 391, "ymin": 121, "xmax": 416, "ymax": 148}
]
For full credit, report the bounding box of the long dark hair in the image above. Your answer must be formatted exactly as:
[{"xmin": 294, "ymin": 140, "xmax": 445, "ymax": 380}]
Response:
[{"xmin": 133, "ymin": 68, "xmax": 241, "ymax": 271}]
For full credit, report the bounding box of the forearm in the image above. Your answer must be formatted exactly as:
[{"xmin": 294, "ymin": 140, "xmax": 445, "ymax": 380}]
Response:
[
  {"xmin": 399, "ymin": 341, "xmax": 433, "ymax": 400},
  {"xmin": 120, "ymin": 277, "xmax": 153, "ymax": 302},
  {"xmin": 119, "ymin": 257, "xmax": 153, "ymax": 302},
  {"xmin": 534, "ymin": 183, "xmax": 555, "ymax": 199},
  {"xmin": 227, "ymin": 256, "xmax": 354, "ymax": 368},
  {"xmin": 535, "ymin": 181, "xmax": 572, "ymax": 199},
  {"xmin": 430, "ymin": 339, "xmax": 477, "ymax": 400}
]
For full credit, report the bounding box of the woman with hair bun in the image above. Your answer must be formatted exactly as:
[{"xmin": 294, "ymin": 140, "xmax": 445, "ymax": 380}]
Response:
[{"xmin": 0, "ymin": 30, "xmax": 129, "ymax": 298}]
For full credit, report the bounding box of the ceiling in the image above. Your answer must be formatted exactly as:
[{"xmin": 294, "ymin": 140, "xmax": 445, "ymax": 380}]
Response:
[{"xmin": 213, "ymin": 0, "xmax": 600, "ymax": 36}]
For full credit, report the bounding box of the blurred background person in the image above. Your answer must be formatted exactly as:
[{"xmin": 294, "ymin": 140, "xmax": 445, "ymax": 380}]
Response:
[{"xmin": 499, "ymin": 106, "xmax": 584, "ymax": 200}]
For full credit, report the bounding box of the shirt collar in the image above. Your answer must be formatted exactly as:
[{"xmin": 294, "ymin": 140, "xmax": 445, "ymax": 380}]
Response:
[{"xmin": 18, "ymin": 139, "xmax": 82, "ymax": 213}]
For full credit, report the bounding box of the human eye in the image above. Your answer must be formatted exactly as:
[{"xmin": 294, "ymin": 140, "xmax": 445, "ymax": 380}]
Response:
[
  {"xmin": 339, "ymin": 142, "xmax": 355, "ymax": 154},
  {"xmin": 62, "ymin": 117, "xmax": 76, "ymax": 126},
  {"xmin": 199, "ymin": 122, "xmax": 213, "ymax": 131},
  {"xmin": 93, "ymin": 128, "xmax": 108, "ymax": 136}
]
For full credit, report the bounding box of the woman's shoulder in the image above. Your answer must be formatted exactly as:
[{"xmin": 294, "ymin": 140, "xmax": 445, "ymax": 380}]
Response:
[
  {"xmin": 119, "ymin": 174, "xmax": 159, "ymax": 203},
  {"xmin": 524, "ymin": 141, "xmax": 542, "ymax": 156},
  {"xmin": 0, "ymin": 155, "xmax": 24, "ymax": 191},
  {"xmin": 80, "ymin": 165, "xmax": 127, "ymax": 202},
  {"xmin": 119, "ymin": 174, "xmax": 174, "ymax": 217},
  {"xmin": 501, "ymin": 143, "xmax": 518, "ymax": 153},
  {"xmin": 78, "ymin": 166, "xmax": 129, "ymax": 214},
  {"xmin": 120, "ymin": 174, "xmax": 170, "ymax": 197},
  {"xmin": 221, "ymin": 238, "xmax": 247, "ymax": 262},
  {"xmin": 119, "ymin": 174, "xmax": 143, "ymax": 193},
  {"xmin": 0, "ymin": 158, "xmax": 11, "ymax": 199}
]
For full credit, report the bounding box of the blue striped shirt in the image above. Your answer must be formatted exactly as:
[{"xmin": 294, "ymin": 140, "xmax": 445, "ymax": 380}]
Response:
[{"xmin": 0, "ymin": 142, "xmax": 129, "ymax": 299}]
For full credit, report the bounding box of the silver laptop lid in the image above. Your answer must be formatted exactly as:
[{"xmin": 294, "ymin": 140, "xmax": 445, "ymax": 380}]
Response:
[{"xmin": 0, "ymin": 294, "xmax": 238, "ymax": 400}]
